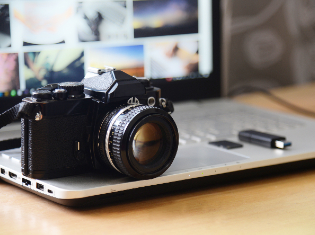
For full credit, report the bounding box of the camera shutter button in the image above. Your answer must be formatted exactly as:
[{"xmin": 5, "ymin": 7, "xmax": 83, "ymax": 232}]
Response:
[
  {"xmin": 53, "ymin": 89, "xmax": 67, "ymax": 100},
  {"xmin": 58, "ymin": 82, "xmax": 84, "ymax": 99}
]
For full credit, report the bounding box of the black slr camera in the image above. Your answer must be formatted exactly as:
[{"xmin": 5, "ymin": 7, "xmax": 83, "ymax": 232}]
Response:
[{"xmin": 17, "ymin": 67, "xmax": 179, "ymax": 180}]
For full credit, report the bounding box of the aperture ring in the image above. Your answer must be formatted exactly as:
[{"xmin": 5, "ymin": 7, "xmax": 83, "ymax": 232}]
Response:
[{"xmin": 104, "ymin": 105, "xmax": 137, "ymax": 173}]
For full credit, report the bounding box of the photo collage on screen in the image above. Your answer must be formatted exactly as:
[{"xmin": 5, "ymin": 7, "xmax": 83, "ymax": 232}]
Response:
[{"xmin": 0, "ymin": 0, "xmax": 211, "ymax": 98}]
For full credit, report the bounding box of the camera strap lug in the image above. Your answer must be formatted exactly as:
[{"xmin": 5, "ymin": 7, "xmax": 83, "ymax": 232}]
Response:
[
  {"xmin": 35, "ymin": 111, "xmax": 43, "ymax": 121},
  {"xmin": 159, "ymin": 98, "xmax": 174, "ymax": 114},
  {"xmin": 159, "ymin": 98, "xmax": 167, "ymax": 108}
]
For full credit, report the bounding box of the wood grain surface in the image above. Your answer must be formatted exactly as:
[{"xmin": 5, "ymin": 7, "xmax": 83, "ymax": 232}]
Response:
[{"xmin": 1, "ymin": 83, "xmax": 315, "ymax": 235}]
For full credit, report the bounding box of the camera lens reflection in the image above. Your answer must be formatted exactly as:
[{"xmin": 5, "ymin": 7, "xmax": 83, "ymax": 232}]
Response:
[{"xmin": 132, "ymin": 122, "xmax": 163, "ymax": 165}]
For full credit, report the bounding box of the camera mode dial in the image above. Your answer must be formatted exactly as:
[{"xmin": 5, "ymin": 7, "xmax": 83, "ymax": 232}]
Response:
[{"xmin": 58, "ymin": 82, "xmax": 84, "ymax": 99}]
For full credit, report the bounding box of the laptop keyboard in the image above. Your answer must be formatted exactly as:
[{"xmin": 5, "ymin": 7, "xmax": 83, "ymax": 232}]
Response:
[{"xmin": 174, "ymin": 107, "xmax": 304, "ymax": 145}]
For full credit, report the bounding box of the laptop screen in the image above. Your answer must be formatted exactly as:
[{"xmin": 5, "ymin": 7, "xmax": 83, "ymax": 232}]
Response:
[{"xmin": 0, "ymin": 0, "xmax": 220, "ymax": 113}]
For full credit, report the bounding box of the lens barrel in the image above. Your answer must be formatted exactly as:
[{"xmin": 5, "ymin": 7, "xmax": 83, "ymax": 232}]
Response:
[{"xmin": 97, "ymin": 105, "xmax": 178, "ymax": 179}]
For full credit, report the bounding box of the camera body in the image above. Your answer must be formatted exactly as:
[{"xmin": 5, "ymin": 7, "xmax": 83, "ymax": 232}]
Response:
[{"xmin": 21, "ymin": 67, "xmax": 178, "ymax": 180}]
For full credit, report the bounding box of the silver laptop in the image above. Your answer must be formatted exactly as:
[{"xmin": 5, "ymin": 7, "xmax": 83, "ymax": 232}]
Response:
[{"xmin": 1, "ymin": 0, "xmax": 315, "ymax": 206}]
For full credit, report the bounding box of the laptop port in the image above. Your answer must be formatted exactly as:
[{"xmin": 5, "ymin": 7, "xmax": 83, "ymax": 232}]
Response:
[
  {"xmin": 9, "ymin": 172, "xmax": 17, "ymax": 180},
  {"xmin": 1, "ymin": 168, "xmax": 5, "ymax": 175},
  {"xmin": 48, "ymin": 189, "xmax": 53, "ymax": 194},
  {"xmin": 36, "ymin": 183, "xmax": 44, "ymax": 191},
  {"xmin": 22, "ymin": 178, "xmax": 31, "ymax": 187}
]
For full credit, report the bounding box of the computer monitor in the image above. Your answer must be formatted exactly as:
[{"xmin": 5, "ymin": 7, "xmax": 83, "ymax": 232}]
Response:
[{"xmin": 0, "ymin": 0, "xmax": 220, "ymax": 114}]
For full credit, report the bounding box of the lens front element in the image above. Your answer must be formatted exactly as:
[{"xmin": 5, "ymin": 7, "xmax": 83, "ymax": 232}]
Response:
[{"xmin": 132, "ymin": 123, "xmax": 163, "ymax": 165}]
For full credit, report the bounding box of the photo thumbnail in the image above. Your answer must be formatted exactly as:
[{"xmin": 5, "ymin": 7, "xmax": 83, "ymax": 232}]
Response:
[
  {"xmin": 0, "ymin": 4, "xmax": 11, "ymax": 48},
  {"xmin": 0, "ymin": 53, "xmax": 20, "ymax": 92},
  {"xmin": 76, "ymin": 1, "xmax": 129, "ymax": 42},
  {"xmin": 149, "ymin": 40, "xmax": 199, "ymax": 79},
  {"xmin": 89, "ymin": 45, "xmax": 144, "ymax": 77},
  {"xmin": 133, "ymin": 0, "xmax": 198, "ymax": 38},
  {"xmin": 13, "ymin": 2, "xmax": 74, "ymax": 46},
  {"xmin": 24, "ymin": 48, "xmax": 84, "ymax": 89}
]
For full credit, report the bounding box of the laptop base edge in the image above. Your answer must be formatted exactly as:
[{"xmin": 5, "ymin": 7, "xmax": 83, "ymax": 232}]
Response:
[{"xmin": 3, "ymin": 157, "xmax": 315, "ymax": 207}]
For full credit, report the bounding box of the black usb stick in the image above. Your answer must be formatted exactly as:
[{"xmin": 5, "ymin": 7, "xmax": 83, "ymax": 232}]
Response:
[{"xmin": 238, "ymin": 130, "xmax": 292, "ymax": 149}]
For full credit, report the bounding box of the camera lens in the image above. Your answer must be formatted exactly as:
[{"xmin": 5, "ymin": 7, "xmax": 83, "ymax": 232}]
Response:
[
  {"xmin": 132, "ymin": 122, "xmax": 163, "ymax": 165},
  {"xmin": 97, "ymin": 105, "xmax": 178, "ymax": 179}
]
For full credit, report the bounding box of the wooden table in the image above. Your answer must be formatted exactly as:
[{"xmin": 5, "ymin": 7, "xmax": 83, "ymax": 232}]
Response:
[{"xmin": 2, "ymin": 83, "xmax": 315, "ymax": 235}]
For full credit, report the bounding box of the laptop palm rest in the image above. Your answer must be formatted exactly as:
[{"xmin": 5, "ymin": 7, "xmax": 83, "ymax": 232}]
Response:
[{"xmin": 167, "ymin": 146, "xmax": 248, "ymax": 172}]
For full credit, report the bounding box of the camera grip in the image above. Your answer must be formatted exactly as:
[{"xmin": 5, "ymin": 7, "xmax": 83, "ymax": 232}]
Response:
[{"xmin": 21, "ymin": 115, "xmax": 91, "ymax": 179}]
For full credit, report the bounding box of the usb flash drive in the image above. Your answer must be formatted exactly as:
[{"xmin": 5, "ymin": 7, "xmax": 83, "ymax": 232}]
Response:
[{"xmin": 238, "ymin": 130, "xmax": 292, "ymax": 149}]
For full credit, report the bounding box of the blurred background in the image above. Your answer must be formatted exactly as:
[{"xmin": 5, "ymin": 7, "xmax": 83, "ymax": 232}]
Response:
[
  {"xmin": 223, "ymin": 0, "xmax": 315, "ymax": 95},
  {"xmin": 2, "ymin": 0, "xmax": 315, "ymax": 99}
]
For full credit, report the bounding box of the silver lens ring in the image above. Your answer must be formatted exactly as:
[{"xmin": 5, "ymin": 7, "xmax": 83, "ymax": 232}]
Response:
[{"xmin": 104, "ymin": 105, "xmax": 137, "ymax": 173}]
